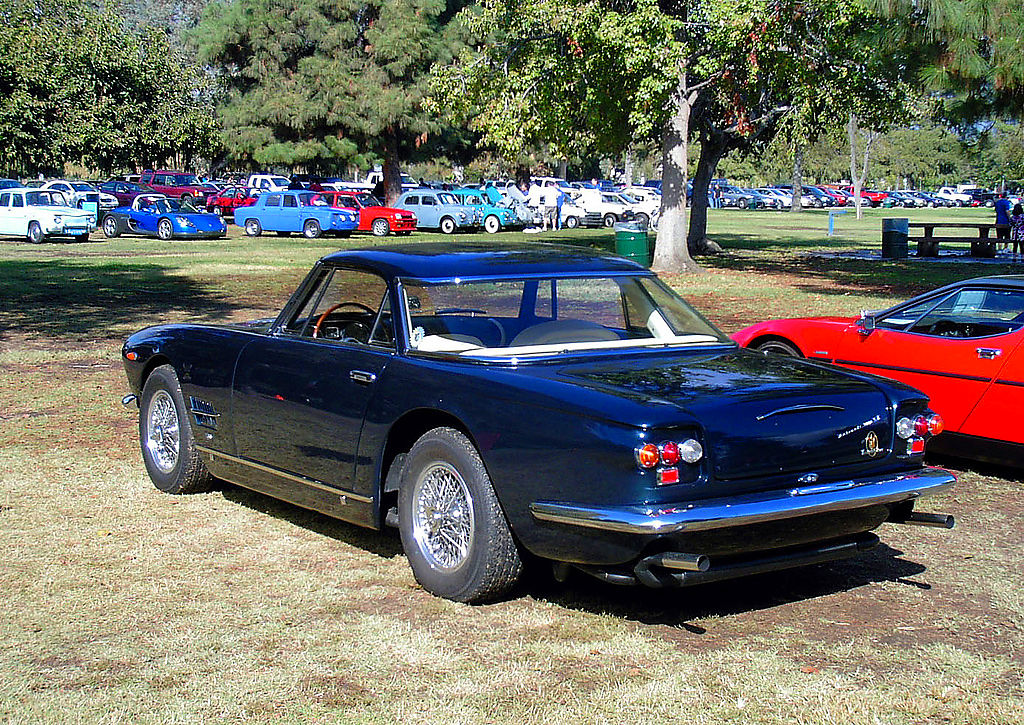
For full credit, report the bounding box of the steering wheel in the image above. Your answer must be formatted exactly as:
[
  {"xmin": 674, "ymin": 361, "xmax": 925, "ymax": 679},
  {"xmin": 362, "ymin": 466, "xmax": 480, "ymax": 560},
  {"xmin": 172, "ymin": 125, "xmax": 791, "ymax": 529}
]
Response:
[
  {"xmin": 932, "ymin": 320, "xmax": 961, "ymax": 337},
  {"xmin": 312, "ymin": 301, "xmax": 377, "ymax": 338},
  {"xmin": 485, "ymin": 318, "xmax": 507, "ymax": 346}
]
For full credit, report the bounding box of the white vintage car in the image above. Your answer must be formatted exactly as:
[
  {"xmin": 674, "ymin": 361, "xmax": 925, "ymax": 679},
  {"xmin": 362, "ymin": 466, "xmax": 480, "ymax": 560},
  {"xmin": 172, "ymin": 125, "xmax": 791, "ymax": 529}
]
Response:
[{"xmin": 0, "ymin": 187, "xmax": 96, "ymax": 243}]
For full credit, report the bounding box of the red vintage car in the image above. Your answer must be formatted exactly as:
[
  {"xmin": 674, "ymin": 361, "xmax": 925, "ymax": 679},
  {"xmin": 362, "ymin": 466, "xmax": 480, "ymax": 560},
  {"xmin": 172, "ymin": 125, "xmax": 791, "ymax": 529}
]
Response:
[
  {"xmin": 732, "ymin": 276, "xmax": 1024, "ymax": 463},
  {"xmin": 206, "ymin": 186, "xmax": 259, "ymax": 217},
  {"xmin": 314, "ymin": 191, "xmax": 417, "ymax": 236}
]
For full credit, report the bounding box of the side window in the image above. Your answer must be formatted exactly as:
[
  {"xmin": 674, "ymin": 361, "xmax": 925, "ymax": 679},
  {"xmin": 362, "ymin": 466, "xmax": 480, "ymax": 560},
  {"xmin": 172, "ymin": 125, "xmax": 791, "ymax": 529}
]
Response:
[
  {"xmin": 404, "ymin": 196, "xmax": 419, "ymax": 205},
  {"xmin": 0, "ymin": 193, "xmax": 9, "ymax": 207},
  {"xmin": 265, "ymin": 194, "xmax": 282, "ymax": 207},
  {"xmin": 12, "ymin": 194, "xmax": 23, "ymax": 208},
  {"xmin": 908, "ymin": 288, "xmax": 1024, "ymax": 337},
  {"xmin": 283, "ymin": 195, "xmax": 297, "ymax": 208},
  {"xmin": 283, "ymin": 268, "xmax": 393, "ymax": 347},
  {"xmin": 876, "ymin": 295, "xmax": 950, "ymax": 331},
  {"xmin": 552, "ymin": 278, "xmax": 627, "ymax": 328},
  {"xmin": 421, "ymin": 196, "xmax": 436, "ymax": 206}
]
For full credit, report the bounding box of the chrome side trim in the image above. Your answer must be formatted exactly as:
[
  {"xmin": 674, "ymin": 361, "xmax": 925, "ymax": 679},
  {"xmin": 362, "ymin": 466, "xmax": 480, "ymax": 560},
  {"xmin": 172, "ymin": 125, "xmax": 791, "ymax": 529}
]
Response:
[
  {"xmin": 530, "ymin": 468, "xmax": 956, "ymax": 535},
  {"xmin": 755, "ymin": 404, "xmax": 845, "ymax": 421},
  {"xmin": 196, "ymin": 446, "xmax": 374, "ymax": 504}
]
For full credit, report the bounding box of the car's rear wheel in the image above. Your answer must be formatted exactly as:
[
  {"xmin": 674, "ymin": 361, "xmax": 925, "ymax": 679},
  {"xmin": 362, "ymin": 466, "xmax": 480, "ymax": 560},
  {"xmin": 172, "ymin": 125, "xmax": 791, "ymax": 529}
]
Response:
[
  {"xmin": 157, "ymin": 218, "xmax": 174, "ymax": 241},
  {"xmin": 371, "ymin": 218, "xmax": 391, "ymax": 236},
  {"xmin": 603, "ymin": 214, "xmax": 616, "ymax": 227},
  {"xmin": 439, "ymin": 217, "xmax": 457, "ymax": 234},
  {"xmin": 484, "ymin": 215, "xmax": 501, "ymax": 234},
  {"xmin": 244, "ymin": 219, "xmax": 261, "ymax": 236},
  {"xmin": 139, "ymin": 365, "xmax": 213, "ymax": 494},
  {"xmin": 635, "ymin": 212, "xmax": 650, "ymax": 228},
  {"xmin": 737, "ymin": 198, "xmax": 748, "ymax": 209},
  {"xmin": 303, "ymin": 219, "xmax": 321, "ymax": 239},
  {"xmin": 563, "ymin": 215, "xmax": 579, "ymax": 229},
  {"xmin": 27, "ymin": 221, "xmax": 44, "ymax": 244},
  {"xmin": 754, "ymin": 338, "xmax": 802, "ymax": 357},
  {"xmin": 102, "ymin": 215, "xmax": 122, "ymax": 238},
  {"xmin": 399, "ymin": 428, "xmax": 522, "ymax": 603}
]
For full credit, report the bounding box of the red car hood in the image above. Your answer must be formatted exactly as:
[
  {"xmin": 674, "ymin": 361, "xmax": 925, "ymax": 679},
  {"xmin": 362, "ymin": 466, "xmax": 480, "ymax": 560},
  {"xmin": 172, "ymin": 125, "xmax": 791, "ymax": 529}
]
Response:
[{"xmin": 731, "ymin": 316, "xmax": 855, "ymax": 346}]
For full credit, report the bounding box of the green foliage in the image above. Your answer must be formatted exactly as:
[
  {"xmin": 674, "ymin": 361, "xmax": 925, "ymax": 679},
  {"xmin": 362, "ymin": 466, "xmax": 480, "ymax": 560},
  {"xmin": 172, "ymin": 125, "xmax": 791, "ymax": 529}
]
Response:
[
  {"xmin": 0, "ymin": 0, "xmax": 219, "ymax": 176},
  {"xmin": 192, "ymin": 0, "xmax": 466, "ymax": 171}
]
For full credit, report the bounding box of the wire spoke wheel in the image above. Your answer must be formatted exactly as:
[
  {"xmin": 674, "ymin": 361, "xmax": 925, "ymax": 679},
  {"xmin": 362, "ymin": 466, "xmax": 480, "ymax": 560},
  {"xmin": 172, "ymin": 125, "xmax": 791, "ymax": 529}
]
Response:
[
  {"xmin": 412, "ymin": 462, "xmax": 474, "ymax": 571},
  {"xmin": 144, "ymin": 390, "xmax": 180, "ymax": 474}
]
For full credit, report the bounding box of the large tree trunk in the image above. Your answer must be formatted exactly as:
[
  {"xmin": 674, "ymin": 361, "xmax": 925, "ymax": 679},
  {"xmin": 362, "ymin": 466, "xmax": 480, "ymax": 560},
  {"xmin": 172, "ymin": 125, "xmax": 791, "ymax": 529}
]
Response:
[
  {"xmin": 790, "ymin": 144, "xmax": 804, "ymax": 213},
  {"xmin": 382, "ymin": 128, "xmax": 402, "ymax": 206},
  {"xmin": 686, "ymin": 134, "xmax": 726, "ymax": 255},
  {"xmin": 623, "ymin": 148, "xmax": 634, "ymax": 186},
  {"xmin": 652, "ymin": 76, "xmax": 701, "ymax": 273},
  {"xmin": 557, "ymin": 158, "xmax": 567, "ymax": 180}
]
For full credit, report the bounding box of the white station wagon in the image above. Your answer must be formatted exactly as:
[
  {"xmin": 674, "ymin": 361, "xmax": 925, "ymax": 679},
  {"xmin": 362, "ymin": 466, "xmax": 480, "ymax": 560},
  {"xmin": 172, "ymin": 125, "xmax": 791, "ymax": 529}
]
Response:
[{"xmin": 0, "ymin": 187, "xmax": 96, "ymax": 243}]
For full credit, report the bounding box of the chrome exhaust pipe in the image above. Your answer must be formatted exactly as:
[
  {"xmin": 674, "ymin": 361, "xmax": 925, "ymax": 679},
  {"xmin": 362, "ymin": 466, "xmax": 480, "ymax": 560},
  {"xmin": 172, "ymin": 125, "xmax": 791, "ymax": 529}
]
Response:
[
  {"xmin": 897, "ymin": 511, "xmax": 955, "ymax": 529},
  {"xmin": 643, "ymin": 552, "xmax": 710, "ymax": 572}
]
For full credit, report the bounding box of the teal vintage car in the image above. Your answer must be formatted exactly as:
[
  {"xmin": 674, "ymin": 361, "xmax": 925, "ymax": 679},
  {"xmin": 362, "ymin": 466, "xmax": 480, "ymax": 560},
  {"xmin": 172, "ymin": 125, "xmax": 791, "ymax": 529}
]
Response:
[{"xmin": 450, "ymin": 188, "xmax": 522, "ymax": 234}]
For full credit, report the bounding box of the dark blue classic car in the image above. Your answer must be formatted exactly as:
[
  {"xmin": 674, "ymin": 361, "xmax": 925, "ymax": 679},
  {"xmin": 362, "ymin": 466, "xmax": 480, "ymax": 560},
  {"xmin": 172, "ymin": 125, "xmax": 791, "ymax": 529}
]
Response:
[
  {"xmin": 101, "ymin": 194, "xmax": 227, "ymax": 240},
  {"xmin": 121, "ymin": 243, "xmax": 955, "ymax": 602}
]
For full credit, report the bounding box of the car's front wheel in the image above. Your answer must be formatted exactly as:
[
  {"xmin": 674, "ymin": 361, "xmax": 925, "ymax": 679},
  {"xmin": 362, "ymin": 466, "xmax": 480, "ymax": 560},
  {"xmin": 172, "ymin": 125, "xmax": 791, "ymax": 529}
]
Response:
[
  {"xmin": 157, "ymin": 218, "xmax": 174, "ymax": 241},
  {"xmin": 603, "ymin": 214, "xmax": 616, "ymax": 227},
  {"xmin": 399, "ymin": 428, "xmax": 522, "ymax": 603},
  {"xmin": 102, "ymin": 215, "xmax": 122, "ymax": 238},
  {"xmin": 303, "ymin": 219, "xmax": 321, "ymax": 239},
  {"xmin": 439, "ymin": 217, "xmax": 457, "ymax": 234},
  {"xmin": 753, "ymin": 338, "xmax": 802, "ymax": 357},
  {"xmin": 139, "ymin": 365, "xmax": 213, "ymax": 494},
  {"xmin": 484, "ymin": 215, "xmax": 501, "ymax": 234},
  {"xmin": 563, "ymin": 215, "xmax": 580, "ymax": 229},
  {"xmin": 371, "ymin": 218, "xmax": 391, "ymax": 237},
  {"xmin": 244, "ymin": 219, "xmax": 262, "ymax": 236}
]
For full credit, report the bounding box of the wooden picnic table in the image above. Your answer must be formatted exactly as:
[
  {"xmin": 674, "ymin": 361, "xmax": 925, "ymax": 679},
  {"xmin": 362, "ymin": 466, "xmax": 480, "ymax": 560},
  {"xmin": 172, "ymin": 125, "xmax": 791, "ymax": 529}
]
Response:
[{"xmin": 907, "ymin": 222, "xmax": 1008, "ymax": 258}]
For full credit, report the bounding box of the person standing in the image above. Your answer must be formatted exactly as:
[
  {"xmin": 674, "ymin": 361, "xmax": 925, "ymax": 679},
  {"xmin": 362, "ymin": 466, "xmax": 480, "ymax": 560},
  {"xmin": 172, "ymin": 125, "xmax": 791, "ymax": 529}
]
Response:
[
  {"xmin": 541, "ymin": 184, "xmax": 559, "ymax": 231},
  {"xmin": 994, "ymin": 192, "xmax": 1011, "ymax": 250},
  {"xmin": 1010, "ymin": 202, "xmax": 1024, "ymax": 260},
  {"xmin": 555, "ymin": 186, "xmax": 567, "ymax": 230}
]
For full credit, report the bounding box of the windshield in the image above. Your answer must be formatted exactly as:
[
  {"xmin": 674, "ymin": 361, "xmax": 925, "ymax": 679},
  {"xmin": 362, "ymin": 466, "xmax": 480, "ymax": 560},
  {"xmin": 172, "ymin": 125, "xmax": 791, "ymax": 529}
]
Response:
[
  {"xmin": 437, "ymin": 193, "xmax": 459, "ymax": 205},
  {"xmin": 26, "ymin": 191, "xmax": 69, "ymax": 206},
  {"xmin": 401, "ymin": 275, "xmax": 729, "ymax": 357},
  {"xmin": 299, "ymin": 193, "xmax": 327, "ymax": 206},
  {"xmin": 72, "ymin": 183, "xmax": 95, "ymax": 191}
]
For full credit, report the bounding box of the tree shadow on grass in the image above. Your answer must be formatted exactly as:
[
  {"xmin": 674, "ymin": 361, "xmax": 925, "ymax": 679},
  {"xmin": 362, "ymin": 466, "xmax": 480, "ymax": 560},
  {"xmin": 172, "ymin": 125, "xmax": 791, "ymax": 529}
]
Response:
[
  {"xmin": 523, "ymin": 543, "xmax": 929, "ymax": 628},
  {"xmin": 0, "ymin": 259, "xmax": 239, "ymax": 340}
]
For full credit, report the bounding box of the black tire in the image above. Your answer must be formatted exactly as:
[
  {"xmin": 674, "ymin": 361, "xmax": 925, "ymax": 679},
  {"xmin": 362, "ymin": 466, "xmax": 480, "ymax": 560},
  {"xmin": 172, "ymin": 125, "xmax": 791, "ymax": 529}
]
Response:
[
  {"xmin": 439, "ymin": 217, "xmax": 457, "ymax": 234},
  {"xmin": 635, "ymin": 212, "xmax": 650, "ymax": 228},
  {"xmin": 102, "ymin": 215, "xmax": 122, "ymax": 238},
  {"xmin": 303, "ymin": 219, "xmax": 321, "ymax": 239},
  {"xmin": 484, "ymin": 215, "xmax": 501, "ymax": 234},
  {"xmin": 157, "ymin": 218, "xmax": 174, "ymax": 241},
  {"xmin": 563, "ymin": 215, "xmax": 580, "ymax": 229},
  {"xmin": 399, "ymin": 427, "xmax": 523, "ymax": 603},
  {"xmin": 371, "ymin": 218, "xmax": 391, "ymax": 237},
  {"xmin": 27, "ymin": 221, "xmax": 44, "ymax": 244},
  {"xmin": 602, "ymin": 214, "xmax": 616, "ymax": 228},
  {"xmin": 180, "ymin": 193, "xmax": 192, "ymax": 203},
  {"xmin": 737, "ymin": 198, "xmax": 748, "ymax": 209},
  {"xmin": 754, "ymin": 338, "xmax": 802, "ymax": 357},
  {"xmin": 139, "ymin": 365, "xmax": 213, "ymax": 494},
  {"xmin": 244, "ymin": 218, "xmax": 262, "ymax": 236}
]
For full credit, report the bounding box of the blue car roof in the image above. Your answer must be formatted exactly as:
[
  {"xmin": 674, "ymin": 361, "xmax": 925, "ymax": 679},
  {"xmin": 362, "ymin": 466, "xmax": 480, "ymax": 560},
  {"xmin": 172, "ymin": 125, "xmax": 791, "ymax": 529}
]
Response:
[{"xmin": 320, "ymin": 242, "xmax": 649, "ymax": 280}]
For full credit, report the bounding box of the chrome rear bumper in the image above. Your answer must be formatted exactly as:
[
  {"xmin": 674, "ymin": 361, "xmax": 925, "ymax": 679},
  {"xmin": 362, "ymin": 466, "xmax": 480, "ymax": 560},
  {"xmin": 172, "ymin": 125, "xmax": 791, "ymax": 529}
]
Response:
[{"xmin": 529, "ymin": 467, "xmax": 955, "ymax": 535}]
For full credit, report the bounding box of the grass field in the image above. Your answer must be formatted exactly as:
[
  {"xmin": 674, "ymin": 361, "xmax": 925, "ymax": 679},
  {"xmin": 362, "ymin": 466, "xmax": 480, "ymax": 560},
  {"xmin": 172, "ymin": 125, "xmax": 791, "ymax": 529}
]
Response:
[{"xmin": 1, "ymin": 207, "xmax": 1022, "ymax": 724}]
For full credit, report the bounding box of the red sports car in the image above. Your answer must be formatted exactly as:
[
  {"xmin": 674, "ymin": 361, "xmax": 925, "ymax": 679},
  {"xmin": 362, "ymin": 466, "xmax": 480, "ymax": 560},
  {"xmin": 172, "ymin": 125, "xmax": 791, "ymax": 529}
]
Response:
[
  {"xmin": 733, "ymin": 275, "xmax": 1024, "ymax": 463},
  {"xmin": 313, "ymin": 191, "xmax": 417, "ymax": 236},
  {"xmin": 206, "ymin": 186, "xmax": 259, "ymax": 217}
]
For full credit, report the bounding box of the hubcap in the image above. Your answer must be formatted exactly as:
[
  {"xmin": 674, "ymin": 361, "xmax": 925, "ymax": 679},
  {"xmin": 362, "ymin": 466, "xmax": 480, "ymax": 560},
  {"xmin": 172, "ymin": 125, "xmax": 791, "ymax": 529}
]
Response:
[
  {"xmin": 145, "ymin": 390, "xmax": 180, "ymax": 474},
  {"xmin": 411, "ymin": 462, "xmax": 474, "ymax": 571}
]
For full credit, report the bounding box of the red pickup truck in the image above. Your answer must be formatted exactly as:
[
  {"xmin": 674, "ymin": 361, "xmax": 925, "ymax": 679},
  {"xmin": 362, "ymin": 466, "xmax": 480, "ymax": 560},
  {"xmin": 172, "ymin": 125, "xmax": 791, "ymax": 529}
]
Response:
[{"xmin": 139, "ymin": 170, "xmax": 212, "ymax": 203}]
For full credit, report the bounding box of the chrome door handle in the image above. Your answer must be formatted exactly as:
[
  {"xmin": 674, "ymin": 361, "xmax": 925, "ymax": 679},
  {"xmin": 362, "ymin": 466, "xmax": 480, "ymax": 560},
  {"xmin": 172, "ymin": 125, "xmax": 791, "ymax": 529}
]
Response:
[
  {"xmin": 350, "ymin": 370, "xmax": 377, "ymax": 384},
  {"xmin": 976, "ymin": 348, "xmax": 1002, "ymax": 359}
]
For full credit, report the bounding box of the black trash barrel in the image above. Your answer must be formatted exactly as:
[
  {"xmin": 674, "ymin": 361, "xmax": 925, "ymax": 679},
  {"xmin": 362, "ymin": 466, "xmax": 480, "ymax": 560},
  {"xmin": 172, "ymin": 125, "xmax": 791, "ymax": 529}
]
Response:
[{"xmin": 881, "ymin": 218, "xmax": 908, "ymax": 259}]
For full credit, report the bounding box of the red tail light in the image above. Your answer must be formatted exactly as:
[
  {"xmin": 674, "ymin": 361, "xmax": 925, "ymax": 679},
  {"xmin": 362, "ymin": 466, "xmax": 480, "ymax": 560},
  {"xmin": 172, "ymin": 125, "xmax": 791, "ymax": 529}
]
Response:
[
  {"xmin": 927, "ymin": 413, "xmax": 944, "ymax": 435},
  {"xmin": 659, "ymin": 441, "xmax": 680, "ymax": 465}
]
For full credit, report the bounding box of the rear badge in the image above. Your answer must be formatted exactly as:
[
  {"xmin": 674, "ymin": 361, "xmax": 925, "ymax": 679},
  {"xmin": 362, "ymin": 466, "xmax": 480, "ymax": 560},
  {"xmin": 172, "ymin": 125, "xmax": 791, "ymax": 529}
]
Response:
[
  {"xmin": 797, "ymin": 473, "xmax": 819, "ymax": 484},
  {"xmin": 862, "ymin": 431, "xmax": 882, "ymax": 458}
]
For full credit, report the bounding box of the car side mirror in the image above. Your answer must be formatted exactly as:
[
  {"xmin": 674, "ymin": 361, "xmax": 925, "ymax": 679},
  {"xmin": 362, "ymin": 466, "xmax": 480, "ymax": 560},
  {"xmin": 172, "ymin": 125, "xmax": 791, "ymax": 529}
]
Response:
[{"xmin": 857, "ymin": 313, "xmax": 875, "ymax": 335}]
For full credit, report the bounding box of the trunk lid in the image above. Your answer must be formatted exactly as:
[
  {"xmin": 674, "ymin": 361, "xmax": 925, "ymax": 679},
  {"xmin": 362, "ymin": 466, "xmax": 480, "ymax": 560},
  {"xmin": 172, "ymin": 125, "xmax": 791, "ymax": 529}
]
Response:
[{"xmin": 555, "ymin": 349, "xmax": 893, "ymax": 480}]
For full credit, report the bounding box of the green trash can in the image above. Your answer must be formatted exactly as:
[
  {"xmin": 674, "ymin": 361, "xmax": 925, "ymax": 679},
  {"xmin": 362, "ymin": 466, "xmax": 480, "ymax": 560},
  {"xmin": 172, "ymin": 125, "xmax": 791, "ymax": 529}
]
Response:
[{"xmin": 614, "ymin": 222, "xmax": 650, "ymax": 266}]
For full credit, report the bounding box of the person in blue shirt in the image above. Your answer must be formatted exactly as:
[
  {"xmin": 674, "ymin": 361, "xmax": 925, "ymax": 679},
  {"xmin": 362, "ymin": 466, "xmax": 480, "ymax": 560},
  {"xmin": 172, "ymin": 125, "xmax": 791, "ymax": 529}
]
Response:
[{"xmin": 994, "ymin": 192, "xmax": 1011, "ymax": 250}]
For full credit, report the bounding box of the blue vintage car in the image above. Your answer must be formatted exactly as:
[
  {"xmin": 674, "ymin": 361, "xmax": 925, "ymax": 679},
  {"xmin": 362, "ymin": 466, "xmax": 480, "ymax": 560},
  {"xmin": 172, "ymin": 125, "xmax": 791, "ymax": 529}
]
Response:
[
  {"xmin": 237, "ymin": 190, "xmax": 358, "ymax": 238},
  {"xmin": 394, "ymin": 190, "xmax": 481, "ymax": 233},
  {"xmin": 121, "ymin": 243, "xmax": 955, "ymax": 603},
  {"xmin": 449, "ymin": 188, "xmax": 521, "ymax": 233},
  {"xmin": 101, "ymin": 194, "xmax": 227, "ymax": 240}
]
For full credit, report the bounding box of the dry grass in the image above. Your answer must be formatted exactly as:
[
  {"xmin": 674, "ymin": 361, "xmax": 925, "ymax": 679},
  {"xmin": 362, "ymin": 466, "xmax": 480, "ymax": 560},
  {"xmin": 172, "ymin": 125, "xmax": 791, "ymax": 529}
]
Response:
[{"xmin": 1, "ymin": 215, "xmax": 1022, "ymax": 723}]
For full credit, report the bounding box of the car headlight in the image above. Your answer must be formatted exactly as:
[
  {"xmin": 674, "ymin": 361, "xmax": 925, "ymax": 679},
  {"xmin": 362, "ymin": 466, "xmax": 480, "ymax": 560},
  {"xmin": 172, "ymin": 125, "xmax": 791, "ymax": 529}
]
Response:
[
  {"xmin": 458, "ymin": 212, "xmax": 467, "ymax": 220},
  {"xmin": 175, "ymin": 216, "xmax": 195, "ymax": 228}
]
